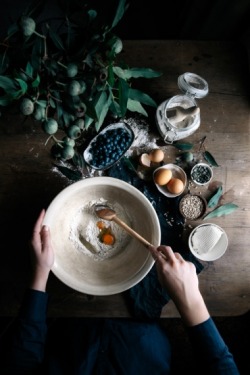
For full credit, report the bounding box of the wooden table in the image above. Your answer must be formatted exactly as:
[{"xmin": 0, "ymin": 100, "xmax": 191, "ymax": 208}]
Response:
[{"xmin": 1, "ymin": 40, "xmax": 249, "ymax": 317}]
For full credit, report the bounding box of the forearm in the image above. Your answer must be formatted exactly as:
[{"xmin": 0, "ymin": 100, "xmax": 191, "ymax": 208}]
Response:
[
  {"xmin": 174, "ymin": 291, "xmax": 210, "ymax": 327},
  {"xmin": 29, "ymin": 267, "xmax": 50, "ymax": 292}
]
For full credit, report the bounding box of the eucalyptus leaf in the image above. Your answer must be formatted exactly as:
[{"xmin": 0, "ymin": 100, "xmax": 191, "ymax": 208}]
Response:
[
  {"xmin": 48, "ymin": 27, "xmax": 65, "ymax": 51},
  {"xmin": 72, "ymin": 151, "xmax": 85, "ymax": 169},
  {"xmin": 84, "ymin": 115, "xmax": 94, "ymax": 130},
  {"xmin": 7, "ymin": 22, "xmax": 19, "ymax": 39},
  {"xmin": 203, "ymin": 203, "xmax": 238, "ymax": 220},
  {"xmin": 203, "ymin": 151, "xmax": 220, "ymax": 167},
  {"xmin": 118, "ymin": 78, "xmax": 129, "ymax": 117},
  {"xmin": 207, "ymin": 186, "xmax": 223, "ymax": 208},
  {"xmin": 0, "ymin": 52, "xmax": 9, "ymax": 74},
  {"xmin": 0, "ymin": 76, "xmax": 17, "ymax": 92},
  {"xmin": 95, "ymin": 92, "xmax": 112, "ymax": 132},
  {"xmin": 127, "ymin": 99, "xmax": 148, "ymax": 117},
  {"xmin": 173, "ymin": 142, "xmax": 193, "ymax": 151},
  {"xmin": 111, "ymin": 0, "xmax": 128, "ymax": 30},
  {"xmin": 31, "ymin": 75, "xmax": 40, "ymax": 88},
  {"xmin": 93, "ymin": 91, "xmax": 108, "ymax": 120},
  {"xmin": 107, "ymin": 65, "xmax": 115, "ymax": 87},
  {"xmin": 25, "ymin": 62, "xmax": 34, "ymax": 77},
  {"xmin": 36, "ymin": 100, "xmax": 47, "ymax": 108},
  {"xmin": 113, "ymin": 66, "xmax": 162, "ymax": 80},
  {"xmin": 15, "ymin": 78, "xmax": 28, "ymax": 94},
  {"xmin": 128, "ymin": 88, "xmax": 157, "ymax": 107},
  {"xmin": 54, "ymin": 165, "xmax": 82, "ymax": 181}
]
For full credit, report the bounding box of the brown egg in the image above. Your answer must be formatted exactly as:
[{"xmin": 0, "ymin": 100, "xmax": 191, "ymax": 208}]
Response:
[
  {"xmin": 154, "ymin": 168, "xmax": 172, "ymax": 186},
  {"xmin": 149, "ymin": 149, "xmax": 164, "ymax": 163},
  {"xmin": 167, "ymin": 178, "xmax": 184, "ymax": 194}
]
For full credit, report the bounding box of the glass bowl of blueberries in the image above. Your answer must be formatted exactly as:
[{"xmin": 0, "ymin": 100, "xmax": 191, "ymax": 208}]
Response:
[{"xmin": 83, "ymin": 122, "xmax": 134, "ymax": 170}]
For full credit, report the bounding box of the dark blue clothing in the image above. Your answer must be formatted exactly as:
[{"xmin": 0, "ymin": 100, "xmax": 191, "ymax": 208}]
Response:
[{"xmin": 4, "ymin": 289, "xmax": 239, "ymax": 375}]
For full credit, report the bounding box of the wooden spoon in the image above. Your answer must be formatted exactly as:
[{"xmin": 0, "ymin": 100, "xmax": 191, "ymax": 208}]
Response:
[{"xmin": 95, "ymin": 204, "xmax": 153, "ymax": 248}]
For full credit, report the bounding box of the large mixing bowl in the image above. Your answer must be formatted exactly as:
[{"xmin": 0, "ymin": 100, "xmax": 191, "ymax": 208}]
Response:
[{"xmin": 43, "ymin": 176, "xmax": 161, "ymax": 295}]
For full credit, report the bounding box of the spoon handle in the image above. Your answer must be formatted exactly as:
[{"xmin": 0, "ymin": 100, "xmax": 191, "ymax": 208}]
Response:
[{"xmin": 113, "ymin": 216, "xmax": 153, "ymax": 248}]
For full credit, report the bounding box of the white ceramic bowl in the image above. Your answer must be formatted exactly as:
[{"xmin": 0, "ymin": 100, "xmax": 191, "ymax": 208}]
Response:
[
  {"xmin": 43, "ymin": 177, "xmax": 161, "ymax": 295},
  {"xmin": 153, "ymin": 163, "xmax": 187, "ymax": 198},
  {"xmin": 188, "ymin": 223, "xmax": 228, "ymax": 261}
]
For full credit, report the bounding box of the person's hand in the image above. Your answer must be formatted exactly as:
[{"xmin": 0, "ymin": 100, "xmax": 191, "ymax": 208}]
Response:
[
  {"xmin": 29, "ymin": 209, "xmax": 54, "ymax": 292},
  {"xmin": 149, "ymin": 245, "xmax": 209, "ymax": 326}
]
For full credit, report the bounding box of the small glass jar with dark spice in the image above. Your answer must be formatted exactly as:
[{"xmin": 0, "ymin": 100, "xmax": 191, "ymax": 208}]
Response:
[{"xmin": 190, "ymin": 162, "xmax": 213, "ymax": 185}]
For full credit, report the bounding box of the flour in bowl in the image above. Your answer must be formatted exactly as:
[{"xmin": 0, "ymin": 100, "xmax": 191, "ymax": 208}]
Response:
[{"xmin": 69, "ymin": 199, "xmax": 131, "ymax": 261}]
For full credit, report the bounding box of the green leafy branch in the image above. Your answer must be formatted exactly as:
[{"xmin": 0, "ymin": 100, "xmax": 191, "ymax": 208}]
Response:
[{"xmin": 0, "ymin": 0, "xmax": 162, "ymax": 161}]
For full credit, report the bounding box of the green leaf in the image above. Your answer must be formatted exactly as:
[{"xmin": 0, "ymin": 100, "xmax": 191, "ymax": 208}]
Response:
[
  {"xmin": 93, "ymin": 91, "xmax": 108, "ymax": 120},
  {"xmin": 207, "ymin": 186, "xmax": 223, "ymax": 208},
  {"xmin": 95, "ymin": 92, "xmax": 112, "ymax": 132},
  {"xmin": 15, "ymin": 78, "xmax": 28, "ymax": 94},
  {"xmin": 203, "ymin": 151, "xmax": 220, "ymax": 167},
  {"xmin": 0, "ymin": 76, "xmax": 17, "ymax": 92},
  {"xmin": 173, "ymin": 142, "xmax": 193, "ymax": 151},
  {"xmin": 0, "ymin": 52, "xmax": 9, "ymax": 74},
  {"xmin": 127, "ymin": 99, "xmax": 148, "ymax": 117},
  {"xmin": 128, "ymin": 88, "xmax": 157, "ymax": 107},
  {"xmin": 118, "ymin": 78, "xmax": 129, "ymax": 117},
  {"xmin": 107, "ymin": 65, "xmax": 115, "ymax": 87},
  {"xmin": 84, "ymin": 115, "xmax": 94, "ymax": 130},
  {"xmin": 203, "ymin": 203, "xmax": 238, "ymax": 220},
  {"xmin": 48, "ymin": 27, "xmax": 65, "ymax": 51},
  {"xmin": 113, "ymin": 66, "xmax": 162, "ymax": 80},
  {"xmin": 54, "ymin": 165, "xmax": 82, "ymax": 181},
  {"xmin": 31, "ymin": 74, "xmax": 40, "ymax": 88},
  {"xmin": 25, "ymin": 62, "xmax": 34, "ymax": 77},
  {"xmin": 109, "ymin": 100, "xmax": 122, "ymax": 117},
  {"xmin": 72, "ymin": 151, "xmax": 85, "ymax": 169},
  {"xmin": 7, "ymin": 22, "xmax": 19, "ymax": 39},
  {"xmin": 36, "ymin": 100, "xmax": 47, "ymax": 108},
  {"xmin": 111, "ymin": 0, "xmax": 128, "ymax": 29}
]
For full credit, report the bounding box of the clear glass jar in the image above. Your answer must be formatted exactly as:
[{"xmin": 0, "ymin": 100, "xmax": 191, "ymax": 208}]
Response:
[{"xmin": 156, "ymin": 72, "xmax": 209, "ymax": 143}]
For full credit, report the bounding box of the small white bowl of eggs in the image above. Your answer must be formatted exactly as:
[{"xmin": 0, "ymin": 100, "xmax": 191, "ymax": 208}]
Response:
[{"xmin": 153, "ymin": 164, "xmax": 187, "ymax": 198}]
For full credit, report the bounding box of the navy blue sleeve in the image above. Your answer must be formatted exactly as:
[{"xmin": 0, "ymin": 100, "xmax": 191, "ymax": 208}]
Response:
[
  {"xmin": 187, "ymin": 317, "xmax": 240, "ymax": 375},
  {"xmin": 6, "ymin": 289, "xmax": 49, "ymax": 374}
]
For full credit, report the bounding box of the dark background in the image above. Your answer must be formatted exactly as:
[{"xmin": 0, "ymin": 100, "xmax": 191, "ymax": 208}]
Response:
[{"xmin": 1, "ymin": 0, "xmax": 250, "ymax": 41}]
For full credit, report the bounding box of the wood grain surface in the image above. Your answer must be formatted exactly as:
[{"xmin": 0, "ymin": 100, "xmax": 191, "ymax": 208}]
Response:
[{"xmin": 0, "ymin": 40, "xmax": 249, "ymax": 317}]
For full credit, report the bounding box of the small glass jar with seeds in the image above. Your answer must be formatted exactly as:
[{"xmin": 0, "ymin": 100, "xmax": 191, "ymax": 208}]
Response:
[
  {"xmin": 179, "ymin": 193, "xmax": 207, "ymax": 220},
  {"xmin": 190, "ymin": 162, "xmax": 213, "ymax": 186}
]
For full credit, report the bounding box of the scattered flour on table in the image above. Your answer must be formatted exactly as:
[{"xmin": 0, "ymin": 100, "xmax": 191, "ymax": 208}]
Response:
[{"xmin": 69, "ymin": 198, "xmax": 131, "ymax": 261}]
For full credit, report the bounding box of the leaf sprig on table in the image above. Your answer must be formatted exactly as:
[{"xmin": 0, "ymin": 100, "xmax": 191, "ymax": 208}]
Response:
[
  {"xmin": 174, "ymin": 137, "xmax": 239, "ymax": 219},
  {"xmin": 0, "ymin": 0, "xmax": 161, "ymax": 162}
]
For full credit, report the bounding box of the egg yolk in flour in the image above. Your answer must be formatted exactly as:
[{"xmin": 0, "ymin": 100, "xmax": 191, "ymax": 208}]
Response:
[{"xmin": 97, "ymin": 221, "xmax": 116, "ymax": 246}]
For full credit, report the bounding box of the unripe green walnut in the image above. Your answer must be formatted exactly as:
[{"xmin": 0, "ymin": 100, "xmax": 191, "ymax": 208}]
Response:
[
  {"xmin": 20, "ymin": 98, "xmax": 34, "ymax": 115},
  {"xmin": 61, "ymin": 145, "xmax": 75, "ymax": 160},
  {"xmin": 75, "ymin": 119, "xmax": 84, "ymax": 130},
  {"xmin": 19, "ymin": 16, "xmax": 36, "ymax": 37},
  {"xmin": 33, "ymin": 106, "xmax": 45, "ymax": 121},
  {"xmin": 43, "ymin": 118, "xmax": 58, "ymax": 135},
  {"xmin": 62, "ymin": 136, "xmax": 75, "ymax": 147},
  {"xmin": 67, "ymin": 125, "xmax": 81, "ymax": 139},
  {"xmin": 67, "ymin": 80, "xmax": 81, "ymax": 96},
  {"xmin": 67, "ymin": 63, "xmax": 78, "ymax": 78},
  {"xmin": 113, "ymin": 37, "xmax": 123, "ymax": 54}
]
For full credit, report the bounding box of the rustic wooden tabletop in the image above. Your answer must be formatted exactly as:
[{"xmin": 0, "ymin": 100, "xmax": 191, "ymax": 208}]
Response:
[{"xmin": 0, "ymin": 40, "xmax": 249, "ymax": 317}]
